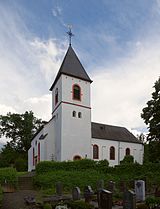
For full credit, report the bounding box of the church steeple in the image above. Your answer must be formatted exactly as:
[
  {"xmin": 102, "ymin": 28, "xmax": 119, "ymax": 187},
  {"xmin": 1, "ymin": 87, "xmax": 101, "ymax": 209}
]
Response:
[{"xmin": 50, "ymin": 46, "xmax": 92, "ymax": 91}]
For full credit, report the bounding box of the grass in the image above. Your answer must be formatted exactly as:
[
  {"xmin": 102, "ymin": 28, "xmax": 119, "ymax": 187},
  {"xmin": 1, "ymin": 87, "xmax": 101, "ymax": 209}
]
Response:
[{"xmin": 34, "ymin": 169, "xmax": 112, "ymax": 192}]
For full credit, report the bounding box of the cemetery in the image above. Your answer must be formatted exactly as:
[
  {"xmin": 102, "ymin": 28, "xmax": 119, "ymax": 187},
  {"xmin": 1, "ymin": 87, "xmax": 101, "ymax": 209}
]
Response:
[{"xmin": 1, "ymin": 159, "xmax": 160, "ymax": 208}]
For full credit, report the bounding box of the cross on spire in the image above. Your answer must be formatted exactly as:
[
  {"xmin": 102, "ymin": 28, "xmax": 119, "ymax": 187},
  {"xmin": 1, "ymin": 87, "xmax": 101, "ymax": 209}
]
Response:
[{"xmin": 66, "ymin": 25, "xmax": 74, "ymax": 46}]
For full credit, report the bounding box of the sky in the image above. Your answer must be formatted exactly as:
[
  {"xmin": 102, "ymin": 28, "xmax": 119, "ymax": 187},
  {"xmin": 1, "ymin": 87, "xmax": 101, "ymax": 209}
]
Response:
[{"xmin": 0, "ymin": 0, "xmax": 160, "ymax": 144}]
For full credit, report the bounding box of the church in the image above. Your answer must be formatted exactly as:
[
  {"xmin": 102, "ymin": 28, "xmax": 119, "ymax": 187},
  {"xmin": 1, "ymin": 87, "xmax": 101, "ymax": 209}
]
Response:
[{"xmin": 28, "ymin": 43, "xmax": 144, "ymax": 171}]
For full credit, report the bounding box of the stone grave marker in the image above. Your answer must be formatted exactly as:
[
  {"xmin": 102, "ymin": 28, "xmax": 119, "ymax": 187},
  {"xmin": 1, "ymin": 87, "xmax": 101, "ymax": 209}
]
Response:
[
  {"xmin": 123, "ymin": 190, "xmax": 136, "ymax": 209},
  {"xmin": 72, "ymin": 187, "xmax": 81, "ymax": 201},
  {"xmin": 97, "ymin": 179, "xmax": 104, "ymax": 190},
  {"xmin": 135, "ymin": 180, "xmax": 145, "ymax": 201},
  {"xmin": 55, "ymin": 182, "xmax": 63, "ymax": 196},
  {"xmin": 119, "ymin": 181, "xmax": 127, "ymax": 192},
  {"xmin": 97, "ymin": 189, "xmax": 112, "ymax": 209},
  {"xmin": 108, "ymin": 181, "xmax": 115, "ymax": 192},
  {"xmin": 84, "ymin": 185, "xmax": 94, "ymax": 203}
]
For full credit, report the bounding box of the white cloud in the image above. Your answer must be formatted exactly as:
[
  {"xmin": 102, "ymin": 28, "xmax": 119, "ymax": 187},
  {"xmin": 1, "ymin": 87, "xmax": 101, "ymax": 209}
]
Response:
[
  {"xmin": 0, "ymin": 4, "xmax": 65, "ymax": 125},
  {"xmin": 91, "ymin": 39, "xmax": 160, "ymax": 132},
  {"xmin": 23, "ymin": 94, "xmax": 52, "ymax": 121}
]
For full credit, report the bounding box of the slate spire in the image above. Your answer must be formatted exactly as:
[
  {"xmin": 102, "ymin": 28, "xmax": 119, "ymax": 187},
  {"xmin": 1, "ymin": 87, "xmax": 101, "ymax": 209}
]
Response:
[{"xmin": 50, "ymin": 46, "xmax": 92, "ymax": 91}]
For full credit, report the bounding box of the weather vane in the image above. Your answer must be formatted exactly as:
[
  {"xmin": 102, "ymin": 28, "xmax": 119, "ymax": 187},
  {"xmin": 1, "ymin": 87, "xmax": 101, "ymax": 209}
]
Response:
[{"xmin": 66, "ymin": 25, "xmax": 74, "ymax": 46}]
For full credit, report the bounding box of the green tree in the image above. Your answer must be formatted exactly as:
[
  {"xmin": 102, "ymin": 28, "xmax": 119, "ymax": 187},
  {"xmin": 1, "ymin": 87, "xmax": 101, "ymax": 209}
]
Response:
[
  {"xmin": 0, "ymin": 111, "xmax": 45, "ymax": 169},
  {"xmin": 141, "ymin": 77, "xmax": 160, "ymax": 162}
]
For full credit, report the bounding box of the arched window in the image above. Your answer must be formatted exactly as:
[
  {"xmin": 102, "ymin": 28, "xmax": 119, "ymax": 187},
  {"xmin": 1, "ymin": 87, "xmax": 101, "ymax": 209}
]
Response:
[
  {"xmin": 126, "ymin": 148, "xmax": 130, "ymax": 156},
  {"xmin": 33, "ymin": 147, "xmax": 35, "ymax": 166},
  {"xmin": 73, "ymin": 84, "xmax": 81, "ymax": 101},
  {"xmin": 78, "ymin": 112, "xmax": 82, "ymax": 118},
  {"xmin": 38, "ymin": 142, "xmax": 40, "ymax": 162},
  {"xmin": 110, "ymin": 146, "xmax": 115, "ymax": 160},
  {"xmin": 55, "ymin": 88, "xmax": 58, "ymax": 105},
  {"xmin": 73, "ymin": 155, "xmax": 82, "ymax": 161},
  {"xmin": 72, "ymin": 111, "xmax": 76, "ymax": 117},
  {"xmin": 93, "ymin": 144, "xmax": 99, "ymax": 159}
]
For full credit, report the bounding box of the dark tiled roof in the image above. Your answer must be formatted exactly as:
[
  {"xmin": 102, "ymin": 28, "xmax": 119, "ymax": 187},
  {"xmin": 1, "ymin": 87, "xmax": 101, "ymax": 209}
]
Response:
[
  {"xmin": 50, "ymin": 46, "xmax": 92, "ymax": 91},
  {"xmin": 91, "ymin": 122, "xmax": 142, "ymax": 144}
]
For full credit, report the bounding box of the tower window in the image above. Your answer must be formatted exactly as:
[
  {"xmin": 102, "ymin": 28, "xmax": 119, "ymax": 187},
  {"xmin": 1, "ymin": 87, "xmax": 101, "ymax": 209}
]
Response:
[
  {"xmin": 93, "ymin": 144, "xmax": 99, "ymax": 159},
  {"xmin": 55, "ymin": 88, "xmax": 58, "ymax": 105},
  {"xmin": 78, "ymin": 112, "xmax": 82, "ymax": 118},
  {"xmin": 72, "ymin": 111, "xmax": 76, "ymax": 117},
  {"xmin": 73, "ymin": 84, "xmax": 81, "ymax": 101},
  {"xmin": 126, "ymin": 148, "xmax": 130, "ymax": 156},
  {"xmin": 110, "ymin": 146, "xmax": 115, "ymax": 160}
]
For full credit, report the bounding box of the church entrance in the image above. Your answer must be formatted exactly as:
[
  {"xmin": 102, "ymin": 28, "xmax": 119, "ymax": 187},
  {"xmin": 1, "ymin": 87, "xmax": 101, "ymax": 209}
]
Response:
[{"xmin": 73, "ymin": 155, "xmax": 82, "ymax": 161}]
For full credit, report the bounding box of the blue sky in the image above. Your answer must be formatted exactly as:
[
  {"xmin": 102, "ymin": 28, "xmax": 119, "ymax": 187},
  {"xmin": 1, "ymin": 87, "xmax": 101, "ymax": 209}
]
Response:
[{"xmin": 1, "ymin": 0, "xmax": 160, "ymax": 143}]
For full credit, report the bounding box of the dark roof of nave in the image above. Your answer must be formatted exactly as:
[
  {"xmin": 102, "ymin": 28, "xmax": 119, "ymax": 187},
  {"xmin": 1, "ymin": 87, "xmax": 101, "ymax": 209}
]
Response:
[
  {"xmin": 91, "ymin": 122, "xmax": 142, "ymax": 144},
  {"xmin": 50, "ymin": 45, "xmax": 92, "ymax": 91}
]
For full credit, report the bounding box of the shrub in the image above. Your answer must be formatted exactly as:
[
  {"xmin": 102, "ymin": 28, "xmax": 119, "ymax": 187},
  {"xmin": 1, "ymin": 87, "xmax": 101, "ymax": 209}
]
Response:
[
  {"xmin": 145, "ymin": 196, "xmax": 160, "ymax": 208},
  {"xmin": 67, "ymin": 200, "xmax": 94, "ymax": 209},
  {"xmin": 120, "ymin": 155, "xmax": 134, "ymax": 164},
  {"xmin": 0, "ymin": 167, "xmax": 17, "ymax": 186},
  {"xmin": 43, "ymin": 203, "xmax": 52, "ymax": 209},
  {"xmin": 36, "ymin": 159, "xmax": 97, "ymax": 174},
  {"xmin": 0, "ymin": 185, "xmax": 3, "ymax": 208},
  {"xmin": 14, "ymin": 158, "xmax": 27, "ymax": 172},
  {"xmin": 96, "ymin": 159, "xmax": 109, "ymax": 171}
]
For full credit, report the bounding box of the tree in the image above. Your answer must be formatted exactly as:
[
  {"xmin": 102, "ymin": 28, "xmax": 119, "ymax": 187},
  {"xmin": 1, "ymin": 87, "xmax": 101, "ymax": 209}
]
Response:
[
  {"xmin": 141, "ymin": 77, "xmax": 160, "ymax": 162},
  {"xmin": 0, "ymin": 111, "xmax": 44, "ymax": 152},
  {"xmin": 141, "ymin": 77, "xmax": 160, "ymax": 141},
  {"xmin": 0, "ymin": 111, "xmax": 45, "ymax": 169}
]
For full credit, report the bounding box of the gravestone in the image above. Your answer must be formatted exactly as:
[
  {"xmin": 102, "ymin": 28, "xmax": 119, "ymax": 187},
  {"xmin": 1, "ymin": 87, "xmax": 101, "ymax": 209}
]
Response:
[
  {"xmin": 72, "ymin": 187, "xmax": 81, "ymax": 200},
  {"xmin": 55, "ymin": 182, "xmax": 63, "ymax": 196},
  {"xmin": 84, "ymin": 186, "xmax": 94, "ymax": 203},
  {"xmin": 135, "ymin": 180, "xmax": 145, "ymax": 201},
  {"xmin": 97, "ymin": 179, "xmax": 104, "ymax": 190},
  {"xmin": 123, "ymin": 190, "xmax": 136, "ymax": 209},
  {"xmin": 108, "ymin": 181, "xmax": 115, "ymax": 192},
  {"xmin": 155, "ymin": 187, "xmax": 160, "ymax": 197},
  {"xmin": 97, "ymin": 189, "xmax": 112, "ymax": 209},
  {"xmin": 119, "ymin": 181, "xmax": 127, "ymax": 192}
]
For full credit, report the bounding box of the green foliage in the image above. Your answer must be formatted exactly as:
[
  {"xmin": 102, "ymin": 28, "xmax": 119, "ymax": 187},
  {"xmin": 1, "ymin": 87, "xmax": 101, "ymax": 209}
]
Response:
[
  {"xmin": 36, "ymin": 159, "xmax": 109, "ymax": 174},
  {"xmin": 0, "ymin": 167, "xmax": 17, "ymax": 185},
  {"xmin": 0, "ymin": 185, "xmax": 3, "ymax": 208},
  {"xmin": 141, "ymin": 77, "xmax": 160, "ymax": 142},
  {"xmin": 145, "ymin": 196, "xmax": 160, "ymax": 208},
  {"xmin": 14, "ymin": 158, "xmax": 27, "ymax": 171},
  {"xmin": 66, "ymin": 200, "xmax": 94, "ymax": 209},
  {"xmin": 141, "ymin": 77, "xmax": 160, "ymax": 162},
  {"xmin": 43, "ymin": 203, "xmax": 52, "ymax": 209},
  {"xmin": 0, "ymin": 111, "xmax": 44, "ymax": 152},
  {"xmin": 120, "ymin": 155, "xmax": 134, "ymax": 164},
  {"xmin": 34, "ymin": 169, "xmax": 112, "ymax": 191},
  {"xmin": 0, "ymin": 111, "xmax": 44, "ymax": 169}
]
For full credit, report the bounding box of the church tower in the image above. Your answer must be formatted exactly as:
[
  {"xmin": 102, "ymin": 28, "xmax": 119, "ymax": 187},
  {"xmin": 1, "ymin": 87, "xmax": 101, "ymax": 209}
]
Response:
[{"xmin": 50, "ymin": 45, "xmax": 92, "ymax": 161}]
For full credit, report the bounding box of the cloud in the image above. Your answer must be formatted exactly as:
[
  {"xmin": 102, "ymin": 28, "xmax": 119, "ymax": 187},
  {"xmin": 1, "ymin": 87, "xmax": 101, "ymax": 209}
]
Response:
[
  {"xmin": 23, "ymin": 94, "xmax": 52, "ymax": 121},
  {"xmin": 91, "ymin": 38, "xmax": 160, "ymax": 132},
  {"xmin": 52, "ymin": 6, "xmax": 62, "ymax": 17},
  {"xmin": 0, "ymin": 3, "xmax": 65, "ymax": 123}
]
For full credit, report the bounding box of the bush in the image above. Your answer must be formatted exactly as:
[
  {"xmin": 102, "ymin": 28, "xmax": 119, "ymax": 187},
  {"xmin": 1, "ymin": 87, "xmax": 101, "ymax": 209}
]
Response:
[
  {"xmin": 36, "ymin": 159, "xmax": 97, "ymax": 174},
  {"xmin": 120, "ymin": 155, "xmax": 134, "ymax": 164},
  {"xmin": 146, "ymin": 196, "xmax": 160, "ymax": 208},
  {"xmin": 43, "ymin": 203, "xmax": 52, "ymax": 209},
  {"xmin": 0, "ymin": 185, "xmax": 3, "ymax": 208},
  {"xmin": 14, "ymin": 158, "xmax": 27, "ymax": 172},
  {"xmin": 0, "ymin": 167, "xmax": 17, "ymax": 186},
  {"xmin": 67, "ymin": 200, "xmax": 94, "ymax": 209},
  {"xmin": 34, "ymin": 170, "xmax": 112, "ymax": 191}
]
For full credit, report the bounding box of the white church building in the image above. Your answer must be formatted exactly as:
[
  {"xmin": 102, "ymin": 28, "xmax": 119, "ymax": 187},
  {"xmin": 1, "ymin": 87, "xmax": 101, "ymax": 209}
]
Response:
[{"xmin": 28, "ymin": 44, "xmax": 144, "ymax": 171}]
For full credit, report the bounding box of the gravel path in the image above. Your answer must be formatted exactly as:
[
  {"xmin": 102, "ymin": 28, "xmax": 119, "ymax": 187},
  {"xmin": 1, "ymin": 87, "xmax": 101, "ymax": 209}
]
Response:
[{"xmin": 1, "ymin": 190, "xmax": 38, "ymax": 209}]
